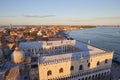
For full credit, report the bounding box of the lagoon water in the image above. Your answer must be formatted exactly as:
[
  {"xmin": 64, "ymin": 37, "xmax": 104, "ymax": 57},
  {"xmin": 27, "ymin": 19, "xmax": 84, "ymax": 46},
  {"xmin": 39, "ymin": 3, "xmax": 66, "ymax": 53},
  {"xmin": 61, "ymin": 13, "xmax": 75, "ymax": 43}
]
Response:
[{"xmin": 69, "ymin": 27, "xmax": 120, "ymax": 61}]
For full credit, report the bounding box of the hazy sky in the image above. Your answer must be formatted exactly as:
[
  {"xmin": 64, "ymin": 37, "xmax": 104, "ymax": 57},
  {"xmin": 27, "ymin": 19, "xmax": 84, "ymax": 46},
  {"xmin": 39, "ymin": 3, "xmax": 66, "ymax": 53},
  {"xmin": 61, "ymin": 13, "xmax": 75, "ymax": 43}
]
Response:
[{"xmin": 0, "ymin": 0, "xmax": 120, "ymax": 25}]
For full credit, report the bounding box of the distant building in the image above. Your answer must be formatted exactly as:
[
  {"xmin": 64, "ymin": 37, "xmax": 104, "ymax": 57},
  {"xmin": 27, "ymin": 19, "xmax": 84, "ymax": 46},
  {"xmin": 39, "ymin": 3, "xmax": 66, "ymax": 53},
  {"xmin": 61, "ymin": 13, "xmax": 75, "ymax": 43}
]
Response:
[
  {"xmin": 0, "ymin": 41, "xmax": 5, "ymax": 63},
  {"xmin": 0, "ymin": 48, "xmax": 4, "ymax": 63},
  {"xmin": 4, "ymin": 66, "xmax": 20, "ymax": 80},
  {"xmin": 29, "ymin": 28, "xmax": 37, "ymax": 33},
  {"xmin": 2, "ymin": 46, "xmax": 10, "ymax": 57},
  {"xmin": 18, "ymin": 40, "xmax": 113, "ymax": 80},
  {"xmin": 37, "ymin": 31, "xmax": 42, "ymax": 36}
]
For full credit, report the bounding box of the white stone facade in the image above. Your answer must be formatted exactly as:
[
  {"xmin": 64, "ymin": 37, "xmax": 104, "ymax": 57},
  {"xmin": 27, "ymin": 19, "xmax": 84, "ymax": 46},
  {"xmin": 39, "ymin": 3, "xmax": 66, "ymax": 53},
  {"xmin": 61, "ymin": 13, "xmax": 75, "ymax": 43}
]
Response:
[
  {"xmin": 38, "ymin": 51, "xmax": 113, "ymax": 80},
  {"xmin": 19, "ymin": 40, "xmax": 114, "ymax": 80}
]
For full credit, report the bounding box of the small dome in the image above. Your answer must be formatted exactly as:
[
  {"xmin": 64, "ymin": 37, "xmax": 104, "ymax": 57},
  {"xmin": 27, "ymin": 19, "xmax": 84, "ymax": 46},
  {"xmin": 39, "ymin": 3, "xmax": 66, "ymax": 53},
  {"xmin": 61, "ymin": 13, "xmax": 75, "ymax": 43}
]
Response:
[{"xmin": 11, "ymin": 47, "xmax": 25, "ymax": 64}]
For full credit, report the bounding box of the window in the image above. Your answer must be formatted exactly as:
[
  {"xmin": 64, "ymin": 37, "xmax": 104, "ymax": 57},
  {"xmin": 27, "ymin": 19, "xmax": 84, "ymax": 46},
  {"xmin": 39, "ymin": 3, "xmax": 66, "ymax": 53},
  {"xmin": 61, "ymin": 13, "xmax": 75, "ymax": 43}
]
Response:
[
  {"xmin": 88, "ymin": 63, "xmax": 90, "ymax": 67},
  {"xmin": 104, "ymin": 72, "xmax": 106, "ymax": 75},
  {"xmin": 39, "ymin": 48, "xmax": 41, "ymax": 51},
  {"xmin": 107, "ymin": 71, "xmax": 109, "ymax": 74},
  {"xmin": 24, "ymin": 76, "xmax": 28, "ymax": 79},
  {"xmin": 95, "ymin": 74, "xmax": 97, "ymax": 78},
  {"xmin": 98, "ymin": 73, "xmax": 100, "ymax": 77},
  {"xmin": 31, "ymin": 49, "xmax": 33, "ymax": 52},
  {"xmin": 105, "ymin": 59, "xmax": 108, "ymax": 63},
  {"xmin": 31, "ymin": 57, "xmax": 38, "ymax": 62},
  {"xmin": 101, "ymin": 73, "xmax": 103, "ymax": 76},
  {"xmin": 92, "ymin": 75, "xmax": 94, "ymax": 79},
  {"xmin": 31, "ymin": 64, "xmax": 38, "ymax": 68},
  {"xmin": 70, "ymin": 66, "xmax": 74, "ymax": 71},
  {"xmin": 55, "ymin": 47, "xmax": 57, "ymax": 49},
  {"xmin": 85, "ymin": 77, "xmax": 87, "ymax": 80},
  {"xmin": 59, "ymin": 68, "xmax": 63, "ymax": 73},
  {"xmin": 28, "ymin": 49, "xmax": 30, "ymax": 52},
  {"xmin": 87, "ymin": 60, "xmax": 89, "ymax": 63},
  {"xmin": 47, "ymin": 70, "xmax": 52, "ymax": 76},
  {"xmin": 89, "ymin": 76, "xmax": 91, "ymax": 80},
  {"xmin": 79, "ymin": 65, "xmax": 83, "ymax": 70},
  {"xmin": 82, "ymin": 78, "xmax": 84, "ymax": 80},
  {"xmin": 97, "ymin": 61, "xmax": 100, "ymax": 66}
]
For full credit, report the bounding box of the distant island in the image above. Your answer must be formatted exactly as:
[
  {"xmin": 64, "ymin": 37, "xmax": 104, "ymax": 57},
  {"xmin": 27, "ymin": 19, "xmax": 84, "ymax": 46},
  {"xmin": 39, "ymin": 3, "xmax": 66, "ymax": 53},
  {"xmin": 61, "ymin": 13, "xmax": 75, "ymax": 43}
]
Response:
[{"xmin": 0, "ymin": 25, "xmax": 96, "ymax": 29}]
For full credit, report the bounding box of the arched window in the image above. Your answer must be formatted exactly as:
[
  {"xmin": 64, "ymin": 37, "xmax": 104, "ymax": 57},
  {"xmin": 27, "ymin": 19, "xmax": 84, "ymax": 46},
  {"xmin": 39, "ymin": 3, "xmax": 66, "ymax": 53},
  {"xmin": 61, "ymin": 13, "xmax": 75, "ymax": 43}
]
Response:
[
  {"xmin": 89, "ymin": 76, "xmax": 91, "ymax": 80},
  {"xmin": 107, "ymin": 71, "xmax": 109, "ymax": 74},
  {"xmin": 47, "ymin": 70, "xmax": 52, "ymax": 76},
  {"xmin": 95, "ymin": 74, "xmax": 97, "ymax": 78},
  {"xmin": 92, "ymin": 75, "xmax": 94, "ymax": 79},
  {"xmin": 79, "ymin": 65, "xmax": 83, "ymax": 70},
  {"xmin": 88, "ymin": 63, "xmax": 90, "ymax": 67},
  {"xmin": 70, "ymin": 66, "xmax": 74, "ymax": 71},
  {"xmin": 82, "ymin": 78, "xmax": 84, "ymax": 80},
  {"xmin": 85, "ymin": 77, "xmax": 87, "ymax": 80},
  {"xmin": 105, "ymin": 59, "xmax": 108, "ymax": 63},
  {"xmin": 59, "ymin": 68, "xmax": 63, "ymax": 73},
  {"xmin": 97, "ymin": 61, "xmax": 100, "ymax": 66},
  {"xmin": 98, "ymin": 73, "xmax": 100, "ymax": 77},
  {"xmin": 102, "ymin": 73, "xmax": 104, "ymax": 76},
  {"xmin": 28, "ymin": 49, "xmax": 30, "ymax": 52},
  {"xmin": 104, "ymin": 72, "xmax": 106, "ymax": 75}
]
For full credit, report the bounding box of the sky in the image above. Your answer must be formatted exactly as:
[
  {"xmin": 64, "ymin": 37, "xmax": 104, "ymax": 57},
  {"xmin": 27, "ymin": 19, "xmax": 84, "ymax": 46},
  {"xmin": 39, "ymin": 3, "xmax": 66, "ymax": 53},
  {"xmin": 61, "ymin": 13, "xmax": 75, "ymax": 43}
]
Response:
[{"xmin": 0, "ymin": 0, "xmax": 120, "ymax": 25}]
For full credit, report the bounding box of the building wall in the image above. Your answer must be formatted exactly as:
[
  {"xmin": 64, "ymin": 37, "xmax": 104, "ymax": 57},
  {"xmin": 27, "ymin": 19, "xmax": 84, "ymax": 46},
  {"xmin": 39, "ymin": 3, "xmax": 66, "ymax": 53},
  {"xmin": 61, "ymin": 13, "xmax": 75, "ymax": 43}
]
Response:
[
  {"xmin": 5, "ymin": 66, "xmax": 20, "ymax": 80},
  {"xmin": 0, "ymin": 49, "xmax": 4, "ymax": 63},
  {"xmin": 57, "ymin": 69, "xmax": 111, "ymax": 80},
  {"xmin": 19, "ymin": 40, "xmax": 76, "ymax": 57},
  {"xmin": 38, "ymin": 51, "xmax": 113, "ymax": 80},
  {"xmin": 29, "ymin": 69, "xmax": 39, "ymax": 80}
]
